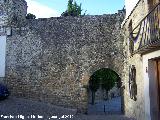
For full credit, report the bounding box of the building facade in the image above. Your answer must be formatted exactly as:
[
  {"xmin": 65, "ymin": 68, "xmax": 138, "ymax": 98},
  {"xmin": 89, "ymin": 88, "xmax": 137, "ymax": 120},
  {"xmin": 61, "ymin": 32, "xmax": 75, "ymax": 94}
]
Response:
[{"xmin": 123, "ymin": 0, "xmax": 160, "ymax": 120}]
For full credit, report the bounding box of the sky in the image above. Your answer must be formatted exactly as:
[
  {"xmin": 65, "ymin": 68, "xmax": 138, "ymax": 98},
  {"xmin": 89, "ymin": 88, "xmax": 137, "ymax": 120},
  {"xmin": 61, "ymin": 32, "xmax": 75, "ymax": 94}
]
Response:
[{"xmin": 26, "ymin": 0, "xmax": 125, "ymax": 18}]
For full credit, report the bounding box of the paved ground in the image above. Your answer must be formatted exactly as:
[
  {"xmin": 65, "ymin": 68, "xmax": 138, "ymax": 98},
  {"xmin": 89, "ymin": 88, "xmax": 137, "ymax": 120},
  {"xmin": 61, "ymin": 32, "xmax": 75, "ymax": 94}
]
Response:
[
  {"xmin": 88, "ymin": 97, "xmax": 122, "ymax": 115},
  {"xmin": 0, "ymin": 97, "xmax": 136, "ymax": 120}
]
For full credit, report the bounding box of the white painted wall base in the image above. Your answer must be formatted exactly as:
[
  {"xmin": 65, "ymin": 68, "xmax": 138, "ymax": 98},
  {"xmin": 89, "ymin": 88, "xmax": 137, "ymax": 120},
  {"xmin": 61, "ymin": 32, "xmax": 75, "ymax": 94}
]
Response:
[
  {"xmin": 0, "ymin": 35, "xmax": 6, "ymax": 77},
  {"xmin": 143, "ymin": 50, "xmax": 160, "ymax": 120}
]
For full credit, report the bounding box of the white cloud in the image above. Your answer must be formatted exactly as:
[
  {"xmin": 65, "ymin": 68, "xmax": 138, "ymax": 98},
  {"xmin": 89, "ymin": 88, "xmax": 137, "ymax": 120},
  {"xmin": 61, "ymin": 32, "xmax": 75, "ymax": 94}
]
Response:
[{"xmin": 26, "ymin": 0, "xmax": 60, "ymax": 18}]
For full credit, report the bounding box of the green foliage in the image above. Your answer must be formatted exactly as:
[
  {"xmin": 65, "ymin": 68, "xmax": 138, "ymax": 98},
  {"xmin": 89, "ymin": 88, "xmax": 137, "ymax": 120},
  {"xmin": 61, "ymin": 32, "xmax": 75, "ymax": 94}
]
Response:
[
  {"xmin": 89, "ymin": 68, "xmax": 120, "ymax": 104},
  {"xmin": 67, "ymin": 0, "xmax": 73, "ymax": 15},
  {"xmin": 89, "ymin": 68, "xmax": 120, "ymax": 92},
  {"xmin": 26, "ymin": 13, "xmax": 36, "ymax": 19},
  {"xmin": 89, "ymin": 74, "xmax": 100, "ymax": 92},
  {"xmin": 61, "ymin": 0, "xmax": 82, "ymax": 17}
]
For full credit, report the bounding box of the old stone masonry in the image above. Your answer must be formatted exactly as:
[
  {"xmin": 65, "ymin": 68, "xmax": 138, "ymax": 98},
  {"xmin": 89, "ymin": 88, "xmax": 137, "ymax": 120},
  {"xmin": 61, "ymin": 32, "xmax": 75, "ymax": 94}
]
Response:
[{"xmin": 0, "ymin": 0, "xmax": 125, "ymax": 112}]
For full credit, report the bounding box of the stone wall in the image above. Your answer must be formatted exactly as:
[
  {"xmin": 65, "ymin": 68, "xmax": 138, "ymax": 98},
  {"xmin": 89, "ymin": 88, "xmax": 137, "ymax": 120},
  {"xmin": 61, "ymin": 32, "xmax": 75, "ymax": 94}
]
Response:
[
  {"xmin": 11, "ymin": 0, "xmax": 27, "ymax": 24},
  {"xmin": 122, "ymin": 54, "xmax": 145, "ymax": 119},
  {"xmin": 1, "ymin": 0, "xmax": 27, "ymax": 26},
  {"xmin": 5, "ymin": 11, "xmax": 125, "ymax": 112}
]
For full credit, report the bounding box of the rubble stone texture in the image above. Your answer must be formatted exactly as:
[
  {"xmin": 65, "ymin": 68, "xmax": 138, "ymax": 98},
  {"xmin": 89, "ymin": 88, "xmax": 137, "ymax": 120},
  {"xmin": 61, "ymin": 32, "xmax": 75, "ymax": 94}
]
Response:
[{"xmin": 4, "ymin": 1, "xmax": 125, "ymax": 113}]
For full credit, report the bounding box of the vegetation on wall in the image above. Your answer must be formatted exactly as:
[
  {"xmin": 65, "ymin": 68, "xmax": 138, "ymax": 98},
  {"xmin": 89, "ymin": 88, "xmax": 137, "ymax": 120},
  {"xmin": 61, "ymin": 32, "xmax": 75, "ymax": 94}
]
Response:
[
  {"xmin": 26, "ymin": 13, "xmax": 36, "ymax": 19},
  {"xmin": 61, "ymin": 0, "xmax": 86, "ymax": 17},
  {"xmin": 89, "ymin": 68, "xmax": 121, "ymax": 105}
]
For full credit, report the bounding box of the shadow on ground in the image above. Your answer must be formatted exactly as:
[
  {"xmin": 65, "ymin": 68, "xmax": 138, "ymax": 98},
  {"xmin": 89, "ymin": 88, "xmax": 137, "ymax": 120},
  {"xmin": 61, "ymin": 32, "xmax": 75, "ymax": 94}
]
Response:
[{"xmin": 0, "ymin": 96, "xmax": 136, "ymax": 120}]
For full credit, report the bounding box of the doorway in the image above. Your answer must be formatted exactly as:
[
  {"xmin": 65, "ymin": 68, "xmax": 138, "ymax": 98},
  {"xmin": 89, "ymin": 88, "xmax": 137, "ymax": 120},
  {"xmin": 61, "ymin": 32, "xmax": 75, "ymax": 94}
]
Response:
[
  {"xmin": 156, "ymin": 60, "xmax": 160, "ymax": 112},
  {"xmin": 148, "ymin": 58, "xmax": 160, "ymax": 120}
]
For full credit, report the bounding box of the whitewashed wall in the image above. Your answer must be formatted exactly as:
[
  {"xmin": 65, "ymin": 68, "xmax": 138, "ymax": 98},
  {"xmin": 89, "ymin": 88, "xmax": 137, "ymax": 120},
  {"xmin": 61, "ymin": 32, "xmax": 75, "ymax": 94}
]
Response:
[
  {"xmin": 143, "ymin": 50, "xmax": 160, "ymax": 120},
  {"xmin": 125, "ymin": 0, "xmax": 139, "ymax": 18},
  {"xmin": 0, "ymin": 36, "xmax": 6, "ymax": 77}
]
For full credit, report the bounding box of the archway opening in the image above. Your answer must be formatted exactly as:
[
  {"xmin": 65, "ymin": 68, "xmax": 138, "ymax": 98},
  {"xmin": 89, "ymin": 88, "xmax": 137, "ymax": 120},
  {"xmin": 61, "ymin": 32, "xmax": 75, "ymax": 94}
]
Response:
[{"xmin": 87, "ymin": 68, "xmax": 122, "ymax": 114}]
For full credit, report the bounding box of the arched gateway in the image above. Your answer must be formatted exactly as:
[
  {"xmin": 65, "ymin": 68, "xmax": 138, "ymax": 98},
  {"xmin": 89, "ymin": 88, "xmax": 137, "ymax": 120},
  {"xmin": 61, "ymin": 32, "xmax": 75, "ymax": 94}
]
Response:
[
  {"xmin": 80, "ymin": 66, "xmax": 124, "ymax": 113},
  {"xmin": 87, "ymin": 68, "xmax": 122, "ymax": 114}
]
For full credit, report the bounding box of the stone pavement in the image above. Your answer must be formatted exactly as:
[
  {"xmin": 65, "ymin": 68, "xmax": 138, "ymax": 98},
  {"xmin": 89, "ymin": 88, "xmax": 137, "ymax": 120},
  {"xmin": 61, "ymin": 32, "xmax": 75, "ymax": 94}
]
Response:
[
  {"xmin": 74, "ymin": 114, "xmax": 136, "ymax": 120},
  {"xmin": 88, "ymin": 96, "xmax": 122, "ymax": 115},
  {"xmin": 0, "ymin": 97, "xmax": 136, "ymax": 120}
]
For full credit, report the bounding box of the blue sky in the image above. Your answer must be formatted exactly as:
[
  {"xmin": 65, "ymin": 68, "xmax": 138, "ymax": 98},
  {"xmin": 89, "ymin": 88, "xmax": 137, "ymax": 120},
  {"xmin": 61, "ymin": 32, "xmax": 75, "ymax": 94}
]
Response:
[{"xmin": 26, "ymin": 0, "xmax": 124, "ymax": 18}]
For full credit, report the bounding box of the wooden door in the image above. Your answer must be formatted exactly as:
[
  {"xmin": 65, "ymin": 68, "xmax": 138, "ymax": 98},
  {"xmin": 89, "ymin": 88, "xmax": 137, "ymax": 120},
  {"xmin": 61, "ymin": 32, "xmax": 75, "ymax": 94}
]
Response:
[{"xmin": 157, "ymin": 60, "xmax": 160, "ymax": 110}]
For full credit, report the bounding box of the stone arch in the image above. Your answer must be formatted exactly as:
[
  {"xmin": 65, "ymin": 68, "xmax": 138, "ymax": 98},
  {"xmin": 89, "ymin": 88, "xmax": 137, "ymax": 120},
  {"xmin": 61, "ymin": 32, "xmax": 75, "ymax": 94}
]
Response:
[
  {"xmin": 80, "ymin": 66, "xmax": 124, "ymax": 114},
  {"xmin": 80, "ymin": 64, "xmax": 123, "ymax": 89},
  {"xmin": 90, "ymin": 65, "xmax": 122, "ymax": 81},
  {"xmin": 89, "ymin": 67, "xmax": 122, "ymax": 80}
]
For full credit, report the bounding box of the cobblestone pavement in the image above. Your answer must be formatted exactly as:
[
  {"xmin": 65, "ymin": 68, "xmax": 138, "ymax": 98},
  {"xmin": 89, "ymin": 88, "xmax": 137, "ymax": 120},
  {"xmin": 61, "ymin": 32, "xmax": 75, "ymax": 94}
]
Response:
[{"xmin": 0, "ymin": 97, "xmax": 136, "ymax": 120}]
